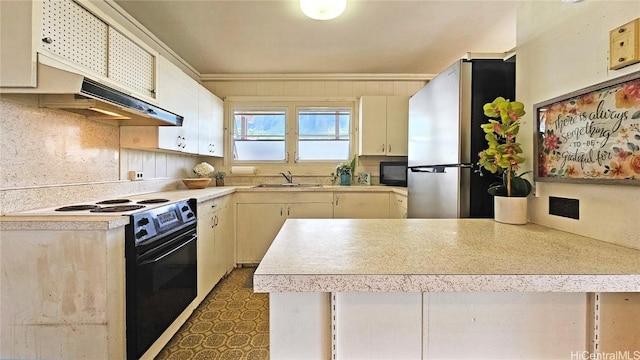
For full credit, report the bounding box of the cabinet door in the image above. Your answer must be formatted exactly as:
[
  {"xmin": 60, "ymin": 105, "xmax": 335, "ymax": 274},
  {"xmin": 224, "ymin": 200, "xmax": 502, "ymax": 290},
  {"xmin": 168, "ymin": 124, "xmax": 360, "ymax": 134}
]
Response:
[
  {"xmin": 334, "ymin": 193, "xmax": 390, "ymax": 219},
  {"xmin": 335, "ymin": 292, "xmax": 422, "ymax": 359},
  {"xmin": 197, "ymin": 200, "xmax": 217, "ymax": 301},
  {"xmin": 236, "ymin": 203, "xmax": 286, "ymax": 264},
  {"xmin": 156, "ymin": 56, "xmax": 199, "ymax": 153},
  {"xmin": 41, "ymin": 0, "xmax": 108, "ymax": 78},
  {"xmin": 389, "ymin": 193, "xmax": 408, "ymax": 219},
  {"xmin": 287, "ymin": 202, "xmax": 334, "ymax": 219},
  {"xmin": 358, "ymin": 96, "xmax": 387, "ymax": 155},
  {"xmin": 211, "ymin": 95, "xmax": 224, "ymax": 158},
  {"xmin": 213, "ymin": 195, "xmax": 234, "ymax": 279},
  {"xmin": 155, "ymin": 56, "xmax": 184, "ymax": 151},
  {"xmin": 385, "ymin": 96, "xmax": 409, "ymax": 156},
  {"xmin": 107, "ymin": 27, "xmax": 155, "ymax": 99},
  {"xmin": 198, "ymin": 85, "xmax": 214, "ymax": 155},
  {"xmin": 1, "ymin": 1, "xmax": 37, "ymax": 87},
  {"xmin": 198, "ymin": 86, "xmax": 224, "ymax": 157}
]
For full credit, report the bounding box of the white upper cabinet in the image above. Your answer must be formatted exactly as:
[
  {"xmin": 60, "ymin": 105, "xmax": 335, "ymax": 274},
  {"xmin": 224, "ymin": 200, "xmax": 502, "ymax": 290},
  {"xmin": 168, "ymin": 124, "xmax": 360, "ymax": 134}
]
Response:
[
  {"xmin": 1, "ymin": 0, "xmax": 157, "ymax": 101},
  {"xmin": 358, "ymin": 96, "xmax": 409, "ymax": 156},
  {"xmin": 121, "ymin": 56, "xmax": 199, "ymax": 153},
  {"xmin": 107, "ymin": 27, "xmax": 155, "ymax": 99},
  {"xmin": 158, "ymin": 56, "xmax": 199, "ymax": 153},
  {"xmin": 40, "ymin": 0, "xmax": 109, "ymax": 78},
  {"xmin": 120, "ymin": 56, "xmax": 224, "ymax": 156},
  {"xmin": 198, "ymin": 84, "xmax": 224, "ymax": 157}
]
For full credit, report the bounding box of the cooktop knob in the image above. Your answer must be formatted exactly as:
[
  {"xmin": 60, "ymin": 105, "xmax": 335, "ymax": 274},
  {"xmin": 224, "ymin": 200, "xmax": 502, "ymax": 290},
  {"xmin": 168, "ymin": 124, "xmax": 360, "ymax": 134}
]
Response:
[
  {"xmin": 138, "ymin": 217, "xmax": 150, "ymax": 226},
  {"xmin": 135, "ymin": 229, "xmax": 148, "ymax": 239},
  {"xmin": 181, "ymin": 205, "xmax": 189, "ymax": 212},
  {"xmin": 186, "ymin": 212, "xmax": 194, "ymax": 219}
]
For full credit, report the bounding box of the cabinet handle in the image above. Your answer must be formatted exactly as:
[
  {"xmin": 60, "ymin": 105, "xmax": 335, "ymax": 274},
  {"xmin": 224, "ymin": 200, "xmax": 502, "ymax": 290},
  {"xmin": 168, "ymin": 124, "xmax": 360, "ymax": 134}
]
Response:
[
  {"xmin": 214, "ymin": 215, "xmax": 218, "ymax": 227},
  {"xmin": 149, "ymin": 89, "xmax": 156, "ymax": 94},
  {"xmin": 287, "ymin": 207, "xmax": 290, "ymax": 216},
  {"xmin": 280, "ymin": 207, "xmax": 283, "ymax": 216},
  {"xmin": 619, "ymin": 57, "xmax": 626, "ymax": 63},
  {"xmin": 42, "ymin": 37, "xmax": 53, "ymax": 44},
  {"xmin": 388, "ymin": 144, "xmax": 391, "ymax": 153},
  {"xmin": 335, "ymin": 197, "xmax": 339, "ymax": 206},
  {"xmin": 618, "ymin": 28, "xmax": 626, "ymax": 34},
  {"xmin": 211, "ymin": 204, "xmax": 217, "ymax": 208},
  {"xmin": 381, "ymin": 144, "xmax": 385, "ymax": 152}
]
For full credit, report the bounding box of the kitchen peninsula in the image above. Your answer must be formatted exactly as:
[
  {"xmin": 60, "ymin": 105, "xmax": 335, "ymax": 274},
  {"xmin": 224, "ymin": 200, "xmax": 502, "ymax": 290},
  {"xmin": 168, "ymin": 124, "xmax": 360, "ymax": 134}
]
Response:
[{"xmin": 254, "ymin": 219, "xmax": 640, "ymax": 359}]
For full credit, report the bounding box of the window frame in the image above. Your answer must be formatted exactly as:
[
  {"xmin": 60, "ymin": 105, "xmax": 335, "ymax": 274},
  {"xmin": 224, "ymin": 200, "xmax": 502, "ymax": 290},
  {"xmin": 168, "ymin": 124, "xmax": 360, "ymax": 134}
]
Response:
[
  {"xmin": 231, "ymin": 106, "xmax": 289, "ymax": 163},
  {"xmin": 225, "ymin": 98, "xmax": 356, "ymax": 166},
  {"xmin": 295, "ymin": 106, "xmax": 353, "ymax": 163}
]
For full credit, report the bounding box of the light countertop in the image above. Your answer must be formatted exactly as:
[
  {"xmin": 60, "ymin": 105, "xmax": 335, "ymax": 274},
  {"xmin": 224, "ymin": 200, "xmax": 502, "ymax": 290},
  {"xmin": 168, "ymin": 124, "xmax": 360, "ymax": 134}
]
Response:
[
  {"xmin": 254, "ymin": 219, "xmax": 640, "ymax": 293},
  {"xmin": 0, "ymin": 185, "xmax": 404, "ymax": 230}
]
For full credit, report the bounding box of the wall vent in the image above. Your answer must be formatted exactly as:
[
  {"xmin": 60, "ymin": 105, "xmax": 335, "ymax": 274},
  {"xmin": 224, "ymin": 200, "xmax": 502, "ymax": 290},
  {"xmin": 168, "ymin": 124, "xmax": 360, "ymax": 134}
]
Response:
[{"xmin": 549, "ymin": 196, "xmax": 579, "ymax": 219}]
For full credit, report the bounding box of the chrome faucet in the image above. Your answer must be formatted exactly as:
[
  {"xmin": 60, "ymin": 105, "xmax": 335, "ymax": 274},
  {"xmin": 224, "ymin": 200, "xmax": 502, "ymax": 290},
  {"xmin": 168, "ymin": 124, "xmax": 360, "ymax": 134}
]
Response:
[{"xmin": 279, "ymin": 171, "xmax": 293, "ymax": 183}]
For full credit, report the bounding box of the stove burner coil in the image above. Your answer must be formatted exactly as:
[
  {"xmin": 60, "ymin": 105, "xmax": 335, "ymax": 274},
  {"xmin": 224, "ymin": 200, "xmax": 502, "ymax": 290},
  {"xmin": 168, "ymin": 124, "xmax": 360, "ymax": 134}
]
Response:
[
  {"xmin": 96, "ymin": 199, "xmax": 132, "ymax": 205},
  {"xmin": 55, "ymin": 205, "xmax": 101, "ymax": 211},
  {"xmin": 137, "ymin": 199, "xmax": 170, "ymax": 204},
  {"xmin": 90, "ymin": 205, "xmax": 145, "ymax": 213}
]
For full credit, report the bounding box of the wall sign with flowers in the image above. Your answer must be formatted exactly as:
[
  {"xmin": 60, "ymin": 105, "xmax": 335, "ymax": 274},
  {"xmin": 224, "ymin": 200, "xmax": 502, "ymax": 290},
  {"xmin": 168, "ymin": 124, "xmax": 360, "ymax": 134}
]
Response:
[{"xmin": 534, "ymin": 71, "xmax": 640, "ymax": 185}]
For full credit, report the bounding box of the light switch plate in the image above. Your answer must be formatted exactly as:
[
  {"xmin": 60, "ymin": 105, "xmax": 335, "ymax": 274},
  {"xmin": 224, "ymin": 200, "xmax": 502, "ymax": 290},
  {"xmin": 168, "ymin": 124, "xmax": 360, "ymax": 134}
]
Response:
[{"xmin": 610, "ymin": 18, "xmax": 640, "ymax": 70}]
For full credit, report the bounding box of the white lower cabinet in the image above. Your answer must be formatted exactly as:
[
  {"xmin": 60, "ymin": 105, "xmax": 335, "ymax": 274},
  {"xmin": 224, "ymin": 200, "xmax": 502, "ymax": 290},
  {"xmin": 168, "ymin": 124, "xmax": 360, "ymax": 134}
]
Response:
[
  {"xmin": 390, "ymin": 192, "xmax": 408, "ymax": 219},
  {"xmin": 237, "ymin": 203, "xmax": 286, "ymax": 264},
  {"xmin": 196, "ymin": 195, "xmax": 233, "ymax": 301},
  {"xmin": 269, "ymin": 292, "xmax": 331, "ymax": 360},
  {"xmin": 423, "ymin": 292, "xmax": 588, "ymax": 359},
  {"xmin": 267, "ymin": 291, "xmax": 589, "ymax": 360},
  {"xmin": 235, "ymin": 192, "xmax": 333, "ymax": 264},
  {"xmin": 334, "ymin": 192, "xmax": 390, "ymax": 219},
  {"xmin": 335, "ymin": 292, "xmax": 423, "ymax": 360}
]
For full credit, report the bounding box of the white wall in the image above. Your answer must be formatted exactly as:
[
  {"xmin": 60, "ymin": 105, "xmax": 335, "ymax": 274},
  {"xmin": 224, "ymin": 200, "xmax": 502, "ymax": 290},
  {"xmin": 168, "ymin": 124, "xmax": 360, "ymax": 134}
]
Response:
[
  {"xmin": 517, "ymin": 1, "xmax": 640, "ymax": 249},
  {"xmin": 203, "ymin": 79, "xmax": 425, "ymax": 184}
]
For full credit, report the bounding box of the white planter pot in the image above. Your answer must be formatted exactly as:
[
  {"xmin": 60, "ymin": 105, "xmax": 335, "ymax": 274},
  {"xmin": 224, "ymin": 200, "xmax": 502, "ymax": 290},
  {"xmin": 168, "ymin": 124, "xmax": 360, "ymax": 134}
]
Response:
[{"xmin": 494, "ymin": 196, "xmax": 528, "ymax": 225}]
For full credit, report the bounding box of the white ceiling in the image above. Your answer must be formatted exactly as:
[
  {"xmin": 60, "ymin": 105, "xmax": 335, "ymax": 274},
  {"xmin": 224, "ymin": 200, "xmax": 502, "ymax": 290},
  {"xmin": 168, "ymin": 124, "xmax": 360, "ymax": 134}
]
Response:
[{"xmin": 113, "ymin": 0, "xmax": 517, "ymax": 76}]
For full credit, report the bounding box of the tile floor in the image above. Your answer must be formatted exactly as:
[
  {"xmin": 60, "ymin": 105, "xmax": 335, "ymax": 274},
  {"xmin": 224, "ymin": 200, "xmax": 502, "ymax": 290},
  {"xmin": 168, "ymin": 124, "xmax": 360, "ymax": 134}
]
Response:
[{"xmin": 156, "ymin": 267, "xmax": 269, "ymax": 359}]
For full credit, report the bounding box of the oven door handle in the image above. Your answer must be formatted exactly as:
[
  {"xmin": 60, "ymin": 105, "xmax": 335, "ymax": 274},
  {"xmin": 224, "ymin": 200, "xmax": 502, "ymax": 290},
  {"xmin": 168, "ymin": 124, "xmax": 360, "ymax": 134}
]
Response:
[{"xmin": 139, "ymin": 234, "xmax": 196, "ymax": 266}]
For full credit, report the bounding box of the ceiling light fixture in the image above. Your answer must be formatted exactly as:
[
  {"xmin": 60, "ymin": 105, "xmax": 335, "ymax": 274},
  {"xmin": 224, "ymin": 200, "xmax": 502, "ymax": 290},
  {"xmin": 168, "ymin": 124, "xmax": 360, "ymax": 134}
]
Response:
[{"xmin": 300, "ymin": 0, "xmax": 347, "ymax": 20}]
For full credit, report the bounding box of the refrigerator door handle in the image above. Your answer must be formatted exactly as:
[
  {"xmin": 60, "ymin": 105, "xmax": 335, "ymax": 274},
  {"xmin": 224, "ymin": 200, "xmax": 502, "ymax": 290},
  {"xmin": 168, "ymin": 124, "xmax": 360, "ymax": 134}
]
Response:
[{"xmin": 409, "ymin": 163, "xmax": 475, "ymax": 173}]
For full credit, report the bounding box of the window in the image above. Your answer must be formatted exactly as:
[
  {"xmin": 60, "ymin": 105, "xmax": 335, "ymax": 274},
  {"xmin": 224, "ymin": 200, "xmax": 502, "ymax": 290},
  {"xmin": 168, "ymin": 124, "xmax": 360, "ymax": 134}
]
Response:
[
  {"xmin": 297, "ymin": 108, "xmax": 350, "ymax": 161},
  {"xmin": 229, "ymin": 100, "xmax": 354, "ymax": 163},
  {"xmin": 232, "ymin": 108, "xmax": 286, "ymax": 161}
]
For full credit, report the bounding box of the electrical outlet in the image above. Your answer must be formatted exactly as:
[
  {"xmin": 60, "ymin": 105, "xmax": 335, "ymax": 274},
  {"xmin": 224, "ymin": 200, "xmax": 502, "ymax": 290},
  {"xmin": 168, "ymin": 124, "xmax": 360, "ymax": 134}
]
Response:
[{"xmin": 128, "ymin": 171, "xmax": 144, "ymax": 181}]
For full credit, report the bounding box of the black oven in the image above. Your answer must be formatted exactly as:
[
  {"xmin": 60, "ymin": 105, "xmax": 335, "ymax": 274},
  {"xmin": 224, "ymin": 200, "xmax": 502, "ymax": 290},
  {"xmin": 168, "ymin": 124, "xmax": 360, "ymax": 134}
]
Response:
[{"xmin": 125, "ymin": 199, "xmax": 197, "ymax": 359}]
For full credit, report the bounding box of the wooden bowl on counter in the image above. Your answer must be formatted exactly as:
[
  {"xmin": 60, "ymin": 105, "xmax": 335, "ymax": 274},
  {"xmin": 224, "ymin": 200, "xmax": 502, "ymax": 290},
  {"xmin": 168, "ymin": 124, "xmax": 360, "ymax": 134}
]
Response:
[{"xmin": 182, "ymin": 178, "xmax": 211, "ymax": 189}]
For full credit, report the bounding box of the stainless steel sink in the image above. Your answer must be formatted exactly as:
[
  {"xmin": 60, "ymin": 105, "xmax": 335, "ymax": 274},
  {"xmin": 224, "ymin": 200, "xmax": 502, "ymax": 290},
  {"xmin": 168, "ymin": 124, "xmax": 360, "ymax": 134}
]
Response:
[{"xmin": 254, "ymin": 183, "xmax": 322, "ymax": 188}]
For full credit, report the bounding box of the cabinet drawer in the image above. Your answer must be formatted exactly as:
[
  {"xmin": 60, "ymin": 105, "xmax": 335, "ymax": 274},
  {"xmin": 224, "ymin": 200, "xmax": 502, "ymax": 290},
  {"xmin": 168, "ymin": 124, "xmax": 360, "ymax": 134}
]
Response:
[{"xmin": 235, "ymin": 192, "xmax": 333, "ymax": 204}]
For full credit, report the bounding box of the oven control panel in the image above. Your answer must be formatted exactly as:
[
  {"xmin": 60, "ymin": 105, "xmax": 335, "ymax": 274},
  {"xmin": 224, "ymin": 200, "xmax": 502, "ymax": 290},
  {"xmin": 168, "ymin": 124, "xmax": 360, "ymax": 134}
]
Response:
[{"xmin": 130, "ymin": 199, "xmax": 196, "ymax": 244}]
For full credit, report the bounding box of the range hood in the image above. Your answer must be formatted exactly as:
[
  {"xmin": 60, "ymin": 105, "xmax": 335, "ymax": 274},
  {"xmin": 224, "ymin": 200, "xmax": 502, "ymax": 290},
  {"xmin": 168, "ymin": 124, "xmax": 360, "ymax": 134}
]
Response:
[
  {"xmin": 40, "ymin": 79, "xmax": 183, "ymax": 126},
  {"xmin": 4, "ymin": 56, "xmax": 182, "ymax": 126}
]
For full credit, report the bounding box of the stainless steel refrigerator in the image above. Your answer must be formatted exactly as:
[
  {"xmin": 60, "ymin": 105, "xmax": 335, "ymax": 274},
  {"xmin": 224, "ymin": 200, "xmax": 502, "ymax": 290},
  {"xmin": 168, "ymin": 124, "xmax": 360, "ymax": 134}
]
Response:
[{"xmin": 407, "ymin": 59, "xmax": 515, "ymax": 218}]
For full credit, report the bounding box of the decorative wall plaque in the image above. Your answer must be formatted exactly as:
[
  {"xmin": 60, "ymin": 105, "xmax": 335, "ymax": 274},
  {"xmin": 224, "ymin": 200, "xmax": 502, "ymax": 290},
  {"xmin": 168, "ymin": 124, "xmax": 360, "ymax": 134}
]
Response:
[{"xmin": 534, "ymin": 71, "xmax": 640, "ymax": 185}]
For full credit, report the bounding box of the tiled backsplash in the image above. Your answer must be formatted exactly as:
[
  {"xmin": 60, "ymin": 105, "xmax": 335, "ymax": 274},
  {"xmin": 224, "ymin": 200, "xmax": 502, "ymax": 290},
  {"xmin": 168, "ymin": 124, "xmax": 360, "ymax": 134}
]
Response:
[{"xmin": 0, "ymin": 97, "xmax": 198, "ymax": 213}]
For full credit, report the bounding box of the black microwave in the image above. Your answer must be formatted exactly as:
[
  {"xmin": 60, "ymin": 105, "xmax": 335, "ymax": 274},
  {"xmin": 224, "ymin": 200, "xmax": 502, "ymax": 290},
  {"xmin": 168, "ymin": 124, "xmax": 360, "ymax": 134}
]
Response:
[{"xmin": 379, "ymin": 161, "xmax": 408, "ymax": 186}]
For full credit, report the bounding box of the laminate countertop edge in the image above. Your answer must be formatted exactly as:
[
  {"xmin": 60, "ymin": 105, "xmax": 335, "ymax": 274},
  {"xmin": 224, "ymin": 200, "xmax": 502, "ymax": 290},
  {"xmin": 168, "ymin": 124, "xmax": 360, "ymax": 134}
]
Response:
[{"xmin": 254, "ymin": 219, "xmax": 640, "ymax": 293}]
